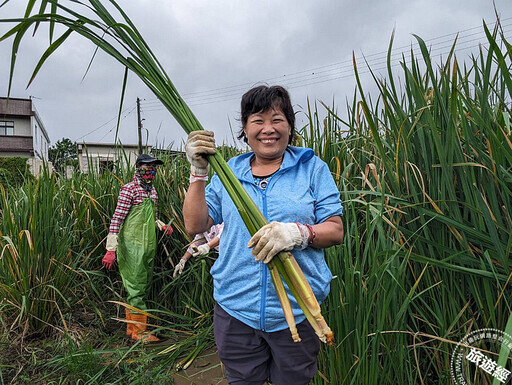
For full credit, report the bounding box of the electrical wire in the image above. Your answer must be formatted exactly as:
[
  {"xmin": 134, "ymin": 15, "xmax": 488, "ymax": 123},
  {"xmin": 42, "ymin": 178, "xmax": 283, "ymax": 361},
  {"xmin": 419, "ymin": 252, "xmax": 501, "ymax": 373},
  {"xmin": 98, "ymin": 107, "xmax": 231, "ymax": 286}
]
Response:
[
  {"xmin": 76, "ymin": 104, "xmax": 137, "ymax": 141},
  {"xmin": 138, "ymin": 18, "xmax": 511, "ymax": 109}
]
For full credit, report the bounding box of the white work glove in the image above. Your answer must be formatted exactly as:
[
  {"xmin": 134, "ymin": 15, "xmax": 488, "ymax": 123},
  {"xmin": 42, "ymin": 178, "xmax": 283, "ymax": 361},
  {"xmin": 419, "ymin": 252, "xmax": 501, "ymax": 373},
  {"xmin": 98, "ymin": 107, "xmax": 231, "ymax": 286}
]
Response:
[
  {"xmin": 185, "ymin": 130, "xmax": 216, "ymax": 183},
  {"xmin": 248, "ymin": 222, "xmax": 308, "ymax": 264},
  {"xmin": 106, "ymin": 234, "xmax": 118, "ymax": 251},
  {"xmin": 192, "ymin": 243, "xmax": 210, "ymax": 257},
  {"xmin": 173, "ymin": 258, "xmax": 188, "ymax": 278}
]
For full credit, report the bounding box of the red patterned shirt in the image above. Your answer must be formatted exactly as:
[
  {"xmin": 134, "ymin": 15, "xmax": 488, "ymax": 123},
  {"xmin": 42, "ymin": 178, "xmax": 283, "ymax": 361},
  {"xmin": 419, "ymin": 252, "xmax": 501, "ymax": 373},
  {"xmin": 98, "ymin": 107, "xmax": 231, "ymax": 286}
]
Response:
[{"xmin": 108, "ymin": 175, "xmax": 158, "ymax": 234}]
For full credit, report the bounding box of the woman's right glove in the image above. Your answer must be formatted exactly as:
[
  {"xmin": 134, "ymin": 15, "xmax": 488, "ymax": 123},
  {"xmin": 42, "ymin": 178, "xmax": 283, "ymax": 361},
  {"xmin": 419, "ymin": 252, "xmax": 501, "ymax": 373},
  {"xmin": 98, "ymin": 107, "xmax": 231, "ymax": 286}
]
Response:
[
  {"xmin": 173, "ymin": 258, "xmax": 188, "ymax": 278},
  {"xmin": 102, "ymin": 234, "xmax": 118, "ymax": 270},
  {"xmin": 185, "ymin": 131, "xmax": 216, "ymax": 183}
]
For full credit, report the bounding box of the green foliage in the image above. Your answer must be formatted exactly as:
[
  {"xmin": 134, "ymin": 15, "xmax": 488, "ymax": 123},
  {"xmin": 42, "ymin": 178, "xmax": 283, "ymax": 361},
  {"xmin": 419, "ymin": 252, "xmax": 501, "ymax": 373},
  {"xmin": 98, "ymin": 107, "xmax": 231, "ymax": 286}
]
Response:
[
  {"xmin": 0, "ymin": 156, "xmax": 34, "ymax": 187},
  {"xmin": 48, "ymin": 138, "xmax": 78, "ymax": 175},
  {"xmin": 305, "ymin": 24, "xmax": 512, "ymax": 385},
  {"xmin": 3, "ymin": 2, "xmax": 321, "ymax": 336}
]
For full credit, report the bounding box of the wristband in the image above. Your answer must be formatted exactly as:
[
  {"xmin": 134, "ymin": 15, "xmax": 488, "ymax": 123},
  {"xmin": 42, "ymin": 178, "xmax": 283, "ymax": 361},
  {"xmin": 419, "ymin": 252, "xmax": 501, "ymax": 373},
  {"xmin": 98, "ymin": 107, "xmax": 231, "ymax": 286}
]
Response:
[
  {"xmin": 305, "ymin": 224, "xmax": 316, "ymax": 245},
  {"xmin": 106, "ymin": 233, "xmax": 119, "ymax": 251}
]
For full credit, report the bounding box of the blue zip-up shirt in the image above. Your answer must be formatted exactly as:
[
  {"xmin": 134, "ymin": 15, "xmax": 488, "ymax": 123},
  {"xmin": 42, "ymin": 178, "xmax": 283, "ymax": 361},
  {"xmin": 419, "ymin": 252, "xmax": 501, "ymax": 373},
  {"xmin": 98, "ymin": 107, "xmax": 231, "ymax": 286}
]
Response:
[{"xmin": 205, "ymin": 146, "xmax": 343, "ymax": 332}]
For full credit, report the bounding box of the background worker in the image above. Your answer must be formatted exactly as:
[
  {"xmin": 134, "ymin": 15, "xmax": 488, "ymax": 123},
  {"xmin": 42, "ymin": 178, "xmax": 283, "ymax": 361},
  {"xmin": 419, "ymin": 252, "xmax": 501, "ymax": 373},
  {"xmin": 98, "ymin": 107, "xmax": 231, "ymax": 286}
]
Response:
[
  {"xmin": 173, "ymin": 223, "xmax": 224, "ymax": 277},
  {"xmin": 102, "ymin": 153, "xmax": 173, "ymax": 343},
  {"xmin": 183, "ymin": 85, "xmax": 344, "ymax": 384}
]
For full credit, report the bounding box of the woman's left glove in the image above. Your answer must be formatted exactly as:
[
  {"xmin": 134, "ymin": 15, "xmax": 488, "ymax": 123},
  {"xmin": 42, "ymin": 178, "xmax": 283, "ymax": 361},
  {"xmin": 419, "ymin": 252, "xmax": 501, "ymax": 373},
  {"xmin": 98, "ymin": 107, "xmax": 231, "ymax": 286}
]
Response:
[
  {"xmin": 162, "ymin": 224, "xmax": 173, "ymax": 236},
  {"xmin": 248, "ymin": 222, "xmax": 307, "ymax": 264}
]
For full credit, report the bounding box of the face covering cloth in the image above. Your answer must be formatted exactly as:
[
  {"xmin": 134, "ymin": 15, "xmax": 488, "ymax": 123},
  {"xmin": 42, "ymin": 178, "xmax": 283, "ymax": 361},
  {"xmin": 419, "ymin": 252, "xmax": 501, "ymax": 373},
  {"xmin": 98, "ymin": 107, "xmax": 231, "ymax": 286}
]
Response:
[{"xmin": 136, "ymin": 166, "xmax": 156, "ymax": 188}]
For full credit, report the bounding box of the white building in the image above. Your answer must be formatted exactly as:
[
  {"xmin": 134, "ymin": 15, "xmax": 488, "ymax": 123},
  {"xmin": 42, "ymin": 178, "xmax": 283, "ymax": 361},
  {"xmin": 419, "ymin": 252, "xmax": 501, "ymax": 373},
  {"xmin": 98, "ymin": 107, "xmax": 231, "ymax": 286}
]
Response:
[
  {"xmin": 77, "ymin": 142, "xmax": 152, "ymax": 174},
  {"xmin": 0, "ymin": 97, "xmax": 50, "ymax": 159},
  {"xmin": 0, "ymin": 97, "xmax": 51, "ymax": 176}
]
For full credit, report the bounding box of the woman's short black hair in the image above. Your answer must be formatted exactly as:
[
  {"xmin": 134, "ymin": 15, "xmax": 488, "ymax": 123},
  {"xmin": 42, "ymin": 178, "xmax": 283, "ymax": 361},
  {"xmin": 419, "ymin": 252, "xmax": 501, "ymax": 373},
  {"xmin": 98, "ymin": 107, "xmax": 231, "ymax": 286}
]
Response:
[{"xmin": 238, "ymin": 85, "xmax": 295, "ymax": 144}]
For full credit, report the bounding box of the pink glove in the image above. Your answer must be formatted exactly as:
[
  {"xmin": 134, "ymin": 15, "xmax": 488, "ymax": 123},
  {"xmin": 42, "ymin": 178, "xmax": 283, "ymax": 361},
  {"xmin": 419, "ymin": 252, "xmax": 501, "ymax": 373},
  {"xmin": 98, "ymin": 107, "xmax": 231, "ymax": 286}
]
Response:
[
  {"xmin": 162, "ymin": 224, "xmax": 173, "ymax": 236},
  {"xmin": 102, "ymin": 250, "xmax": 116, "ymax": 270}
]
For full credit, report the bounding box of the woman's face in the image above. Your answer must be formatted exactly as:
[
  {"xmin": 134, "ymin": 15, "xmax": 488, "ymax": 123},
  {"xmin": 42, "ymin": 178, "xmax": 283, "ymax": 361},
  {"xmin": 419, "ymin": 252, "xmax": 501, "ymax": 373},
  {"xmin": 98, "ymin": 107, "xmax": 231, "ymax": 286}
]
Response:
[{"xmin": 243, "ymin": 107, "xmax": 291, "ymax": 163}]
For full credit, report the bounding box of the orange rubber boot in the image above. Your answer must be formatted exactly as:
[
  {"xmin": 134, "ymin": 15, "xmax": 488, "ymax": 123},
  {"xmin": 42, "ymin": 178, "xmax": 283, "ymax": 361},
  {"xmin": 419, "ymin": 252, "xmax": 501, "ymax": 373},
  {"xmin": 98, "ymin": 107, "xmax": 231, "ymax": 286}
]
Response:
[
  {"xmin": 125, "ymin": 308, "xmax": 133, "ymax": 336},
  {"xmin": 131, "ymin": 314, "xmax": 159, "ymax": 343}
]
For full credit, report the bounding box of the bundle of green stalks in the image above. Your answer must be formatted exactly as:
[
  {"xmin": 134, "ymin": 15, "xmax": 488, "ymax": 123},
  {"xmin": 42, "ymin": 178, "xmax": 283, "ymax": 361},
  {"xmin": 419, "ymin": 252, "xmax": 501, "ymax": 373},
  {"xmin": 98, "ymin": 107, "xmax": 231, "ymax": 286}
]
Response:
[{"xmin": 0, "ymin": 0, "xmax": 333, "ymax": 344}]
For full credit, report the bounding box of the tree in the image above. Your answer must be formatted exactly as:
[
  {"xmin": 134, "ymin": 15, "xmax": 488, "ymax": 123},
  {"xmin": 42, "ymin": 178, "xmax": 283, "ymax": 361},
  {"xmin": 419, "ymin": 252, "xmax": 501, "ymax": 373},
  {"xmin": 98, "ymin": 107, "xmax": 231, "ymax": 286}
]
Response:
[
  {"xmin": 0, "ymin": 156, "xmax": 34, "ymax": 187},
  {"xmin": 49, "ymin": 138, "xmax": 78, "ymax": 175}
]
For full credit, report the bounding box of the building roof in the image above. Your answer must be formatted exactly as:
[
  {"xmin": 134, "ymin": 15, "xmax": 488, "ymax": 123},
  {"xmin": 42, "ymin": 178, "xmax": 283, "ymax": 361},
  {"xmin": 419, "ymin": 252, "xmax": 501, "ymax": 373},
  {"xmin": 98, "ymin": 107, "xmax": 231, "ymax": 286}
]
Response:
[{"xmin": 0, "ymin": 97, "xmax": 33, "ymax": 116}]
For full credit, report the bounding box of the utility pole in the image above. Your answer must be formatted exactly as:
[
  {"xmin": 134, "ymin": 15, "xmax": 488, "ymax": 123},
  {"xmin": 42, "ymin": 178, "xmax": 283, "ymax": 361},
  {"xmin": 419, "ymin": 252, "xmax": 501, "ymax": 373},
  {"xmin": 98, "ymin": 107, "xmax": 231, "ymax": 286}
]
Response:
[{"xmin": 136, "ymin": 97, "xmax": 143, "ymax": 154}]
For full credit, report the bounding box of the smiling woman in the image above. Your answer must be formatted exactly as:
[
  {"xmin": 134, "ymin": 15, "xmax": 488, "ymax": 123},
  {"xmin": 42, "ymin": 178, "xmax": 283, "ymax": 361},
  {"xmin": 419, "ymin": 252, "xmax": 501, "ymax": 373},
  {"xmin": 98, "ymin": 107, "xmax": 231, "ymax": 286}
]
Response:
[
  {"xmin": 183, "ymin": 85, "xmax": 344, "ymax": 384},
  {"xmin": 244, "ymin": 108, "xmax": 290, "ymax": 169}
]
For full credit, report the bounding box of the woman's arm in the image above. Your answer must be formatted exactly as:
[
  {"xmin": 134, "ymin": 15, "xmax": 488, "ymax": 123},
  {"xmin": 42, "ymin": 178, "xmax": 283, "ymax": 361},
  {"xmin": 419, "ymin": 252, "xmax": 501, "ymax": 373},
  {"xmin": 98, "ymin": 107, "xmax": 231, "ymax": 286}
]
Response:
[
  {"xmin": 183, "ymin": 180, "xmax": 214, "ymax": 236},
  {"xmin": 109, "ymin": 185, "xmax": 133, "ymax": 234},
  {"xmin": 307, "ymin": 216, "xmax": 344, "ymax": 249},
  {"xmin": 208, "ymin": 236, "xmax": 220, "ymax": 250}
]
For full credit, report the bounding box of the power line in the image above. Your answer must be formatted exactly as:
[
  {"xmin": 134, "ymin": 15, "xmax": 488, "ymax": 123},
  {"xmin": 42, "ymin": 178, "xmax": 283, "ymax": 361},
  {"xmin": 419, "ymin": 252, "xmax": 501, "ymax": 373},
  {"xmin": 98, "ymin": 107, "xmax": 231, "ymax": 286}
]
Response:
[
  {"xmin": 140, "ymin": 31, "xmax": 510, "ymax": 108},
  {"xmin": 76, "ymin": 103, "xmax": 137, "ymax": 141},
  {"xmin": 77, "ymin": 16, "xmax": 512, "ymax": 146},
  {"xmin": 139, "ymin": 17, "xmax": 512, "ymax": 109}
]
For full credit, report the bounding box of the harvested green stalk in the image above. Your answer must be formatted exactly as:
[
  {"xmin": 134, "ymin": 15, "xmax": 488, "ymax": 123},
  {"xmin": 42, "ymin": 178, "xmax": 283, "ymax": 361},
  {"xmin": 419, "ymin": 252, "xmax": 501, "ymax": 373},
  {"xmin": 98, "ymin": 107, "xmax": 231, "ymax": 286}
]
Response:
[
  {"xmin": 268, "ymin": 262, "xmax": 300, "ymax": 343},
  {"xmin": 175, "ymin": 342, "xmax": 208, "ymax": 371},
  {"xmin": 0, "ymin": 0, "xmax": 334, "ymax": 344}
]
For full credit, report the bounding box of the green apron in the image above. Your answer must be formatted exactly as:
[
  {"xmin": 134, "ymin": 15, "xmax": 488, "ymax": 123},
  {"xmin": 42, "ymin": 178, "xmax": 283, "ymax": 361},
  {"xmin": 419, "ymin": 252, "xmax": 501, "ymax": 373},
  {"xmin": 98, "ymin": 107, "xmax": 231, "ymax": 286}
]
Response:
[{"xmin": 117, "ymin": 198, "xmax": 156, "ymax": 311}]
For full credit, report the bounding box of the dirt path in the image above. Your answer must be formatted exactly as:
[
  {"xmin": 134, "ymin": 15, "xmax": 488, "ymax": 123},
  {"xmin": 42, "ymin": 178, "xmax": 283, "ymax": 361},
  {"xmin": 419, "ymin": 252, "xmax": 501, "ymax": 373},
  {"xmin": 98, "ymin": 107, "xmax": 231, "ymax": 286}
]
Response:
[{"xmin": 171, "ymin": 347, "xmax": 228, "ymax": 385}]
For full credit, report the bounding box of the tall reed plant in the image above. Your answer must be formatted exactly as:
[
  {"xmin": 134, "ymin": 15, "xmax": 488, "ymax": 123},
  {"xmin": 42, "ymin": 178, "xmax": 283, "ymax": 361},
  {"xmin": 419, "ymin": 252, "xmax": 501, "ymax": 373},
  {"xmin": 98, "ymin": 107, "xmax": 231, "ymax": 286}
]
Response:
[{"xmin": 298, "ymin": 23, "xmax": 512, "ymax": 384}]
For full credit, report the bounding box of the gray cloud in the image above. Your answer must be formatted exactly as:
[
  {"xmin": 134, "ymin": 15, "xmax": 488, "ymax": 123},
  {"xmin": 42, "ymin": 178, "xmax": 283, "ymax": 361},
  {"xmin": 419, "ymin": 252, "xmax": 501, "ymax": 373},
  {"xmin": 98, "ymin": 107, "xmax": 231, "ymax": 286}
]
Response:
[{"xmin": 0, "ymin": 0, "xmax": 510, "ymax": 149}]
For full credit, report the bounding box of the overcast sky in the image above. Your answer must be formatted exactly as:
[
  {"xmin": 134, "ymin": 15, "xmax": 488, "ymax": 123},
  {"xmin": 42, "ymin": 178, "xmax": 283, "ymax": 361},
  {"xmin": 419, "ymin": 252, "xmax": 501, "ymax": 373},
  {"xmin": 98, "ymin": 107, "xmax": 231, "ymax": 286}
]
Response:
[{"xmin": 1, "ymin": 0, "xmax": 511, "ymax": 150}]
